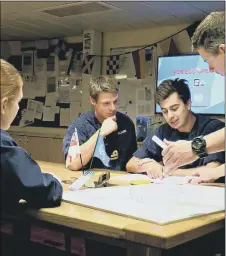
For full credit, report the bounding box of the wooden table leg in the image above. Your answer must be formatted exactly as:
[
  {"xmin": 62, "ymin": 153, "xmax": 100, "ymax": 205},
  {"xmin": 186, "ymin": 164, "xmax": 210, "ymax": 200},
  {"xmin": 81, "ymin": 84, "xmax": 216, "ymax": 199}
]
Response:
[{"xmin": 127, "ymin": 244, "xmax": 164, "ymax": 256}]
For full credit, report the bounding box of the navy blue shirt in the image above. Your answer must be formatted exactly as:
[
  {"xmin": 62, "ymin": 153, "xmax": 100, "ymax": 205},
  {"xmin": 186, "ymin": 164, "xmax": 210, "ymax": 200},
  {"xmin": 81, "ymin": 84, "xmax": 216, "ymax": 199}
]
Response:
[
  {"xmin": 134, "ymin": 114, "xmax": 225, "ymax": 168},
  {"xmin": 63, "ymin": 111, "xmax": 137, "ymax": 171},
  {"xmin": 0, "ymin": 129, "xmax": 62, "ymax": 211}
]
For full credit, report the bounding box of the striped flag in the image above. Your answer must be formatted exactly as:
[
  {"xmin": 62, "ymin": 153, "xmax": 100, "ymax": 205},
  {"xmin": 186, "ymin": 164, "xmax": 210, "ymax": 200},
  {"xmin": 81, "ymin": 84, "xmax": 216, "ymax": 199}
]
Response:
[
  {"xmin": 66, "ymin": 127, "xmax": 81, "ymax": 168},
  {"xmin": 132, "ymin": 49, "xmax": 145, "ymax": 79},
  {"xmin": 82, "ymin": 55, "xmax": 94, "ymax": 74}
]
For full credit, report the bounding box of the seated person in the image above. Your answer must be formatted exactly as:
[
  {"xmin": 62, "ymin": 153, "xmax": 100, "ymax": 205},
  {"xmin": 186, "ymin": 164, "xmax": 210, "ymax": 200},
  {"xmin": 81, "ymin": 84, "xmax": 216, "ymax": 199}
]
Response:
[
  {"xmin": 63, "ymin": 76, "xmax": 137, "ymax": 171},
  {"xmin": 0, "ymin": 59, "xmax": 62, "ymax": 211},
  {"xmin": 126, "ymin": 78, "xmax": 225, "ymax": 178}
]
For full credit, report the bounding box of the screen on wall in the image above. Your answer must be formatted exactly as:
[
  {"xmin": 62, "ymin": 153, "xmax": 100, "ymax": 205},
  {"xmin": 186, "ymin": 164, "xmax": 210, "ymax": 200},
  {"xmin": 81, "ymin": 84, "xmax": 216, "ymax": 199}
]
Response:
[{"xmin": 156, "ymin": 55, "xmax": 225, "ymax": 115}]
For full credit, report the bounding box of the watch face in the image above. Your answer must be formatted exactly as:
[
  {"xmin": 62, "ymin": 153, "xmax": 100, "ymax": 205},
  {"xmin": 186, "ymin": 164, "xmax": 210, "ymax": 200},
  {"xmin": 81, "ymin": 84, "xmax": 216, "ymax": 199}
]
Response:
[{"xmin": 193, "ymin": 138, "xmax": 202, "ymax": 149}]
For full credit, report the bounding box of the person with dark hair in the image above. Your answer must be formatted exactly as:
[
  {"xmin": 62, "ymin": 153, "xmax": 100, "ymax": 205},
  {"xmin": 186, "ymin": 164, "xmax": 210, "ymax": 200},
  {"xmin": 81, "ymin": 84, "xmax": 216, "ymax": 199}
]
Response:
[
  {"xmin": 161, "ymin": 11, "xmax": 225, "ymax": 183},
  {"xmin": 126, "ymin": 78, "xmax": 225, "ymax": 179}
]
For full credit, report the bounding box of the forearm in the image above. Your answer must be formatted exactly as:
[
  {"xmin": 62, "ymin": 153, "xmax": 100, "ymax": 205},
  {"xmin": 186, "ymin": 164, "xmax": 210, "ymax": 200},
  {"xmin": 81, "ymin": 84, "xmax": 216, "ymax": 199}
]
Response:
[
  {"xmin": 204, "ymin": 128, "xmax": 225, "ymax": 154},
  {"xmin": 214, "ymin": 164, "xmax": 225, "ymax": 179},
  {"xmin": 172, "ymin": 162, "xmax": 222, "ymax": 176},
  {"xmin": 68, "ymin": 130, "xmax": 100, "ymax": 171},
  {"xmin": 126, "ymin": 157, "xmax": 140, "ymax": 173}
]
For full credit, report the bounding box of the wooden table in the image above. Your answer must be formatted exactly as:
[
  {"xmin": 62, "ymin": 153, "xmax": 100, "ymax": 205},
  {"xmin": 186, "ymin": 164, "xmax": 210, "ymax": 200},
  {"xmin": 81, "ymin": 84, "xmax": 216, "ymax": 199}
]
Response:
[{"xmin": 4, "ymin": 161, "xmax": 226, "ymax": 256}]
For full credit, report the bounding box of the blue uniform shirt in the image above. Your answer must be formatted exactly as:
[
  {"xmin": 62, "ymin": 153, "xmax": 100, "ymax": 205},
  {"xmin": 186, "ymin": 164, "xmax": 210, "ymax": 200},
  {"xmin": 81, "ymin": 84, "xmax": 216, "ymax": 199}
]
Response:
[
  {"xmin": 134, "ymin": 114, "xmax": 225, "ymax": 168},
  {"xmin": 63, "ymin": 111, "xmax": 137, "ymax": 171},
  {"xmin": 0, "ymin": 129, "xmax": 62, "ymax": 211}
]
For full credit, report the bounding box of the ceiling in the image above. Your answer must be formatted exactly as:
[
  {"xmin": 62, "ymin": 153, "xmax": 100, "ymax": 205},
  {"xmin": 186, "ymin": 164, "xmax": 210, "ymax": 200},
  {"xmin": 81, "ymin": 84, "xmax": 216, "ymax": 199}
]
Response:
[{"xmin": 1, "ymin": 1, "xmax": 225, "ymax": 41}]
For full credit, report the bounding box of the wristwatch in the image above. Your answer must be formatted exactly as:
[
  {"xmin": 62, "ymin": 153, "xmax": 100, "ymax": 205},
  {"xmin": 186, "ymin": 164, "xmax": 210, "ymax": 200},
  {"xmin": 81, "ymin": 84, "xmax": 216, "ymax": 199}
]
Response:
[{"xmin": 191, "ymin": 136, "xmax": 208, "ymax": 158}]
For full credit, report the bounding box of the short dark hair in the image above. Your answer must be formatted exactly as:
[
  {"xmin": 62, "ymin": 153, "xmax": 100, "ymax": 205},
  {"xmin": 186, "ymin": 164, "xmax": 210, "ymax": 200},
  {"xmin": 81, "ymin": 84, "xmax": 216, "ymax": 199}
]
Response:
[
  {"xmin": 156, "ymin": 78, "xmax": 191, "ymax": 105},
  {"xmin": 191, "ymin": 11, "xmax": 225, "ymax": 54}
]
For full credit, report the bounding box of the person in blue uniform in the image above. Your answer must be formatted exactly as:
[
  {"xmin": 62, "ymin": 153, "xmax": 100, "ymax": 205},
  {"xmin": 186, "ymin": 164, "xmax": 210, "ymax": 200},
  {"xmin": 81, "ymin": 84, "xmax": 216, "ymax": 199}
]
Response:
[
  {"xmin": 127, "ymin": 78, "xmax": 225, "ymax": 179},
  {"xmin": 63, "ymin": 76, "xmax": 137, "ymax": 171},
  {"xmin": 0, "ymin": 59, "xmax": 62, "ymax": 211}
]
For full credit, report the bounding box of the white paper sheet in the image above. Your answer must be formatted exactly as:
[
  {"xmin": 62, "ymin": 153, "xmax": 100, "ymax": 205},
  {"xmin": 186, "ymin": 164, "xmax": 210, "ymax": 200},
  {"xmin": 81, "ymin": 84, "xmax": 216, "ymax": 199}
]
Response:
[
  {"xmin": 60, "ymin": 108, "xmax": 70, "ymax": 126},
  {"xmin": 70, "ymin": 102, "xmax": 82, "ymax": 121},
  {"xmin": 34, "ymin": 75, "xmax": 47, "ymax": 97},
  {"xmin": 58, "ymin": 85, "xmax": 70, "ymax": 104},
  {"xmin": 8, "ymin": 41, "xmax": 21, "ymax": 55},
  {"xmin": 43, "ymin": 106, "xmax": 56, "ymax": 122},
  {"xmin": 19, "ymin": 109, "xmax": 35, "ymax": 127},
  {"xmin": 45, "ymin": 92, "xmax": 58, "ymax": 106},
  {"xmin": 63, "ymin": 183, "xmax": 224, "ymax": 224},
  {"xmin": 22, "ymin": 52, "xmax": 33, "ymax": 74}
]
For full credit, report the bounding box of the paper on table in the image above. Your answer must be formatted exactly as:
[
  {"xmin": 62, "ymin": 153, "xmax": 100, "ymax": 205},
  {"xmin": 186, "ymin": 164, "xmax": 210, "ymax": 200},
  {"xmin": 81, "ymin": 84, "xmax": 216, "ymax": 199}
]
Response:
[{"xmin": 63, "ymin": 183, "xmax": 224, "ymax": 224}]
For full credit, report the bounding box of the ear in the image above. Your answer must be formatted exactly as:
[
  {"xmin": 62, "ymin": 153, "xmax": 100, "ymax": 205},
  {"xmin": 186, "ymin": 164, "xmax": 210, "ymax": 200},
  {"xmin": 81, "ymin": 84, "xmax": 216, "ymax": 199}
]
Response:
[
  {"xmin": 219, "ymin": 44, "xmax": 225, "ymax": 54},
  {"xmin": 187, "ymin": 99, "xmax": 192, "ymax": 110},
  {"xmin": 90, "ymin": 96, "xmax": 96, "ymax": 106},
  {"xmin": 1, "ymin": 97, "xmax": 8, "ymax": 115}
]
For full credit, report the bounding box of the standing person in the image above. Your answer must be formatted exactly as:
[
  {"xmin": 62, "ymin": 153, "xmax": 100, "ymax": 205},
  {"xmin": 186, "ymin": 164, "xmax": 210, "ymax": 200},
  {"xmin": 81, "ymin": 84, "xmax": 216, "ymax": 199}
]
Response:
[
  {"xmin": 0, "ymin": 59, "xmax": 62, "ymax": 211},
  {"xmin": 162, "ymin": 11, "xmax": 225, "ymax": 183},
  {"xmin": 63, "ymin": 76, "xmax": 137, "ymax": 171}
]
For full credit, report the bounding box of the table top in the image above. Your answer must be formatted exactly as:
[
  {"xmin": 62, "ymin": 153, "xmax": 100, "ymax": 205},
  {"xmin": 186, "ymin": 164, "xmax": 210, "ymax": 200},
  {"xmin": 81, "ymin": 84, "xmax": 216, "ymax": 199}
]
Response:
[{"xmin": 26, "ymin": 161, "xmax": 225, "ymax": 249}]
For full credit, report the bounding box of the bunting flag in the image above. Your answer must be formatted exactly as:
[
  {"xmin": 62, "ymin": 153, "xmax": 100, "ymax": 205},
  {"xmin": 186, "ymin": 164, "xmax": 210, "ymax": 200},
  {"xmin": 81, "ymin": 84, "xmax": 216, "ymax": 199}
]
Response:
[
  {"xmin": 93, "ymin": 133, "xmax": 110, "ymax": 167},
  {"xmin": 82, "ymin": 54, "xmax": 94, "ymax": 74},
  {"xmin": 168, "ymin": 37, "xmax": 180, "ymax": 55},
  {"xmin": 106, "ymin": 55, "xmax": 120, "ymax": 75},
  {"xmin": 70, "ymin": 51, "xmax": 83, "ymax": 75},
  {"xmin": 132, "ymin": 49, "xmax": 145, "ymax": 79},
  {"xmin": 54, "ymin": 39, "xmax": 67, "ymax": 60},
  {"xmin": 186, "ymin": 21, "xmax": 201, "ymax": 39},
  {"xmin": 66, "ymin": 127, "xmax": 81, "ymax": 168}
]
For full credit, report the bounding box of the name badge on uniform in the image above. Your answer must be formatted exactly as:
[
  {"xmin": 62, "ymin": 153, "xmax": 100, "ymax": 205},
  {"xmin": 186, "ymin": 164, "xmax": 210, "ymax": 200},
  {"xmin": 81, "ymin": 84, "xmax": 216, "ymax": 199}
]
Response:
[
  {"xmin": 118, "ymin": 129, "xmax": 127, "ymax": 135},
  {"xmin": 110, "ymin": 150, "xmax": 118, "ymax": 160}
]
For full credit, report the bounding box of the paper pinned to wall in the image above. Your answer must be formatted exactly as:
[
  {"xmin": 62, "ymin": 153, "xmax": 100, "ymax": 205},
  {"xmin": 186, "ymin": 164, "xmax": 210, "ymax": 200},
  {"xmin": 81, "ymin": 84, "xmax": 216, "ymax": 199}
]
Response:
[
  {"xmin": 136, "ymin": 88, "xmax": 154, "ymax": 116},
  {"xmin": 57, "ymin": 84, "xmax": 70, "ymax": 104},
  {"xmin": 45, "ymin": 92, "xmax": 58, "ymax": 106},
  {"xmin": 43, "ymin": 106, "xmax": 56, "ymax": 122},
  {"xmin": 70, "ymin": 102, "xmax": 82, "ymax": 121},
  {"xmin": 8, "ymin": 41, "xmax": 21, "ymax": 55},
  {"xmin": 22, "ymin": 75, "xmax": 36, "ymax": 99},
  {"xmin": 19, "ymin": 109, "xmax": 35, "ymax": 127},
  {"xmin": 60, "ymin": 108, "xmax": 70, "ymax": 126},
  {"xmin": 35, "ymin": 75, "xmax": 47, "ymax": 97},
  {"xmin": 22, "ymin": 52, "xmax": 33, "ymax": 74}
]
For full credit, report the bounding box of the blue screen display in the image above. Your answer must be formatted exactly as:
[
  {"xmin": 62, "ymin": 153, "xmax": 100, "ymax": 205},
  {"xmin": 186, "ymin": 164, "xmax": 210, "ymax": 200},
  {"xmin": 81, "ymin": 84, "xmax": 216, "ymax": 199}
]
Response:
[{"xmin": 156, "ymin": 55, "xmax": 225, "ymax": 115}]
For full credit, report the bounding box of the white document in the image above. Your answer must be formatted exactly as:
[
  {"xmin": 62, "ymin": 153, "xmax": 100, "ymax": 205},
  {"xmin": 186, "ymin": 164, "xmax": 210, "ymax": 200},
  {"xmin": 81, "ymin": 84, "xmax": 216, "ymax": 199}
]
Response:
[
  {"xmin": 70, "ymin": 87, "xmax": 82, "ymax": 102},
  {"xmin": 22, "ymin": 75, "xmax": 36, "ymax": 99},
  {"xmin": 70, "ymin": 102, "xmax": 82, "ymax": 121},
  {"xmin": 19, "ymin": 109, "xmax": 35, "ymax": 127},
  {"xmin": 60, "ymin": 108, "xmax": 70, "ymax": 126},
  {"xmin": 43, "ymin": 106, "xmax": 56, "ymax": 122},
  {"xmin": 45, "ymin": 92, "xmax": 58, "ymax": 106},
  {"xmin": 35, "ymin": 75, "xmax": 47, "ymax": 97},
  {"xmin": 58, "ymin": 85, "xmax": 70, "ymax": 104},
  {"xmin": 8, "ymin": 41, "xmax": 21, "ymax": 55},
  {"xmin": 35, "ymin": 56, "xmax": 46, "ymax": 74},
  {"xmin": 136, "ymin": 88, "xmax": 154, "ymax": 116},
  {"xmin": 63, "ymin": 183, "xmax": 224, "ymax": 224},
  {"xmin": 34, "ymin": 101, "xmax": 44, "ymax": 120},
  {"xmin": 22, "ymin": 52, "xmax": 33, "ymax": 74}
]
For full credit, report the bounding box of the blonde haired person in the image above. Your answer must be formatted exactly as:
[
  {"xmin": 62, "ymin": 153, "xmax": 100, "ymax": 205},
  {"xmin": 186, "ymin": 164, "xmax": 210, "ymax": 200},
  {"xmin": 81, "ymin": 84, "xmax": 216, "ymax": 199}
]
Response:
[
  {"xmin": 63, "ymin": 76, "xmax": 137, "ymax": 171},
  {"xmin": 0, "ymin": 59, "xmax": 62, "ymax": 210},
  {"xmin": 162, "ymin": 11, "xmax": 225, "ymax": 184}
]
